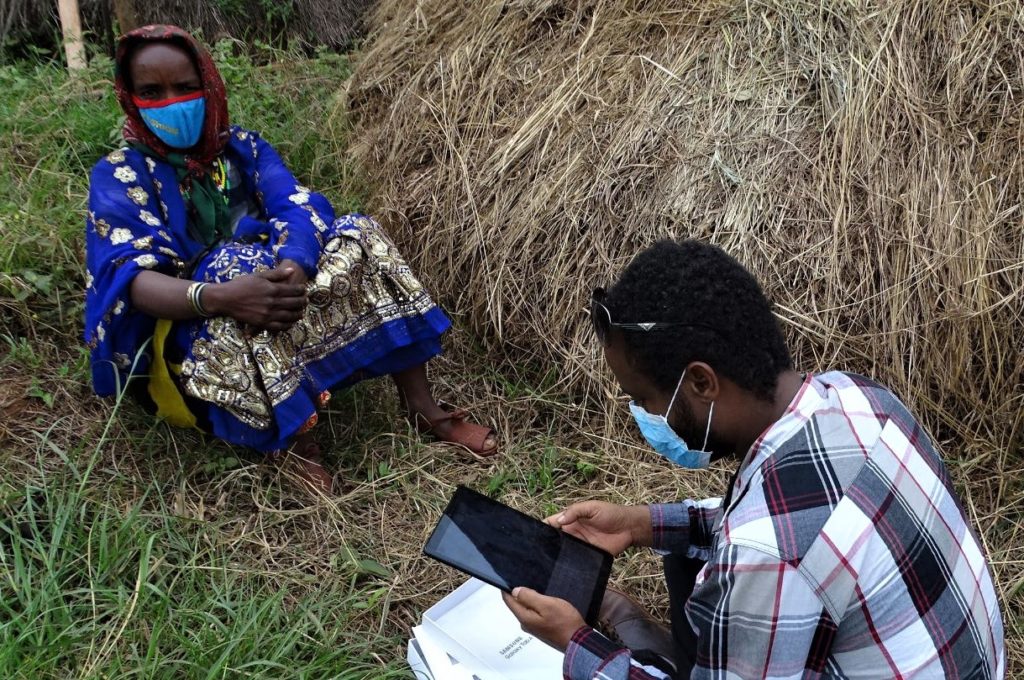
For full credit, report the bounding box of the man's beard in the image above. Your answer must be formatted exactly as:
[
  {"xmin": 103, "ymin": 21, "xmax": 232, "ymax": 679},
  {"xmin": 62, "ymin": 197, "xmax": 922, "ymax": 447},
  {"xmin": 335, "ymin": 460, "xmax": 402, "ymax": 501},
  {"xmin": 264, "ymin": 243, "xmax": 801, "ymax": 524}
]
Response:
[{"xmin": 670, "ymin": 397, "xmax": 735, "ymax": 462}]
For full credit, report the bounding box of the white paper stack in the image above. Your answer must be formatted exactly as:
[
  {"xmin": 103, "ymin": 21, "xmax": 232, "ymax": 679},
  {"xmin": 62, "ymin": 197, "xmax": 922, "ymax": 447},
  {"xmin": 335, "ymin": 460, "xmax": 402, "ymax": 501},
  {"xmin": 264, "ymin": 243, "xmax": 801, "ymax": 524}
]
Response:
[{"xmin": 407, "ymin": 578, "xmax": 564, "ymax": 680}]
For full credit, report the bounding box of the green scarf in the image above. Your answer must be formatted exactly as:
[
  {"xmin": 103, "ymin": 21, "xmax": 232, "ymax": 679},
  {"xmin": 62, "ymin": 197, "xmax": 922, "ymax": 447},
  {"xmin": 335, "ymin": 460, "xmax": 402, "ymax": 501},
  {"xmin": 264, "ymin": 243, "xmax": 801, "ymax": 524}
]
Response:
[{"xmin": 132, "ymin": 144, "xmax": 232, "ymax": 246}]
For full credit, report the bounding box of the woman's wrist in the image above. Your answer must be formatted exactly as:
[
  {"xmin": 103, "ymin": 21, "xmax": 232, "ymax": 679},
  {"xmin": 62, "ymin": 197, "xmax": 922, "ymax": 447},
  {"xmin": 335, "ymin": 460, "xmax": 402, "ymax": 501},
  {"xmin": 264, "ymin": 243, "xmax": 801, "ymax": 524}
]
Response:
[
  {"xmin": 197, "ymin": 282, "xmax": 227, "ymax": 317},
  {"xmin": 186, "ymin": 282, "xmax": 214, "ymax": 318}
]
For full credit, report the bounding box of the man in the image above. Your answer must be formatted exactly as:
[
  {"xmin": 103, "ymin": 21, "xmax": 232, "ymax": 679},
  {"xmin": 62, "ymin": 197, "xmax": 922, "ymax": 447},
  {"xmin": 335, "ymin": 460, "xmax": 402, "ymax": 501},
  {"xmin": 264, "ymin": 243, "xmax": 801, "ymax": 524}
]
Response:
[{"xmin": 503, "ymin": 240, "xmax": 1005, "ymax": 679}]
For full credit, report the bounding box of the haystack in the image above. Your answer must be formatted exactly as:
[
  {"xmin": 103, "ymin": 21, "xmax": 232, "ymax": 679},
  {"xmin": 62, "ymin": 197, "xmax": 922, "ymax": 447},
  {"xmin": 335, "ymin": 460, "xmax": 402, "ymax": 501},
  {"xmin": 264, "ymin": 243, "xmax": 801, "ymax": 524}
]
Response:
[
  {"xmin": 345, "ymin": 1, "xmax": 1023, "ymax": 452},
  {"xmin": 345, "ymin": 0, "xmax": 1022, "ymax": 644}
]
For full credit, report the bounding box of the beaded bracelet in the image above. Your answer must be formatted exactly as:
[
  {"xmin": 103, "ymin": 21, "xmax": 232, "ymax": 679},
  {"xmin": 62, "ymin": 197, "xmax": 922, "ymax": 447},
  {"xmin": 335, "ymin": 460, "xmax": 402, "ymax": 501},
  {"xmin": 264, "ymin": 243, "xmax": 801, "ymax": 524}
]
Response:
[{"xmin": 186, "ymin": 281, "xmax": 212, "ymax": 318}]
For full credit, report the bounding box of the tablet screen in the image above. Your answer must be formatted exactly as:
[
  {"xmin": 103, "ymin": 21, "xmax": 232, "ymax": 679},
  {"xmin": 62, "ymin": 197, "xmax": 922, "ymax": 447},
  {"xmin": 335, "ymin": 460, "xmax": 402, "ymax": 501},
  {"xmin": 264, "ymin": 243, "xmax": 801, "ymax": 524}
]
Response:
[{"xmin": 423, "ymin": 486, "xmax": 612, "ymax": 623}]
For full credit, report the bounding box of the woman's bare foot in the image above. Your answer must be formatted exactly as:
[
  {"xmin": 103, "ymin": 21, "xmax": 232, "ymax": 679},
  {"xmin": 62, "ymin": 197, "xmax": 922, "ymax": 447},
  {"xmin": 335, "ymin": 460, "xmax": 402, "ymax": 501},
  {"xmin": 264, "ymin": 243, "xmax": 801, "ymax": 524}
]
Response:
[{"xmin": 271, "ymin": 433, "xmax": 333, "ymax": 494}]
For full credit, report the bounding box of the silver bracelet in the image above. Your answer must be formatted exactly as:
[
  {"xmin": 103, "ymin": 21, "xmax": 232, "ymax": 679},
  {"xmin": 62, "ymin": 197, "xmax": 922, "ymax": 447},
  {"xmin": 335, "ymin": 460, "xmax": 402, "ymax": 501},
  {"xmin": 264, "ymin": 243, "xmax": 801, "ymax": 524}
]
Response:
[{"xmin": 187, "ymin": 281, "xmax": 212, "ymax": 318}]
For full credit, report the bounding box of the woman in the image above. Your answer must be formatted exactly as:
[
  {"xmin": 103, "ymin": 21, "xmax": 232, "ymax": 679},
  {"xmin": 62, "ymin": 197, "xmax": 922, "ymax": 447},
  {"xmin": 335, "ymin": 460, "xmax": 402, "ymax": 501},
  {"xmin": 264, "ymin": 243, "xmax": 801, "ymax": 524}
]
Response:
[{"xmin": 85, "ymin": 25, "xmax": 498, "ymax": 492}]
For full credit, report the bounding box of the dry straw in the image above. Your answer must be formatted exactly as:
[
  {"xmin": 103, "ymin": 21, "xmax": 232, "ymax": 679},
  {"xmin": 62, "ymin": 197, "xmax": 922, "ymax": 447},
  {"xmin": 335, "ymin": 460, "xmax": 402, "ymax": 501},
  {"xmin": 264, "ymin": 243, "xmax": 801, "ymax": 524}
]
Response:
[{"xmin": 345, "ymin": 0, "xmax": 1023, "ymax": 661}]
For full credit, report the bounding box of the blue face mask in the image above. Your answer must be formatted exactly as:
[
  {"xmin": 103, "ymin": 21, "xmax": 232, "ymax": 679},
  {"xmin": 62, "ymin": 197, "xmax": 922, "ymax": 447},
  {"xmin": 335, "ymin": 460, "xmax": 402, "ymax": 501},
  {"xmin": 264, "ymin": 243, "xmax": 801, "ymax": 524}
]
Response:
[
  {"xmin": 134, "ymin": 93, "xmax": 206, "ymax": 149},
  {"xmin": 629, "ymin": 369, "xmax": 714, "ymax": 469}
]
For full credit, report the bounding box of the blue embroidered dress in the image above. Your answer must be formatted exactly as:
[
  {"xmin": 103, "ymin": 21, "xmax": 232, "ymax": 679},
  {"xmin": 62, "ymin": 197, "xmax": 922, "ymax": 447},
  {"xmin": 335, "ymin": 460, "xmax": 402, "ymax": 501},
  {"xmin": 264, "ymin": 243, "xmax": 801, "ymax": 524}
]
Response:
[{"xmin": 85, "ymin": 126, "xmax": 450, "ymax": 451}]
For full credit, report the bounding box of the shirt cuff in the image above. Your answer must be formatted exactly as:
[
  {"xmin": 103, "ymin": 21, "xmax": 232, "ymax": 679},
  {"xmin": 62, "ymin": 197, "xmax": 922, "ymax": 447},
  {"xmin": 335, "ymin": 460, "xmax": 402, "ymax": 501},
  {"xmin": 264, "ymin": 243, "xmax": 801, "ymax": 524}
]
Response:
[
  {"xmin": 649, "ymin": 502, "xmax": 692, "ymax": 554},
  {"xmin": 563, "ymin": 626, "xmax": 629, "ymax": 680}
]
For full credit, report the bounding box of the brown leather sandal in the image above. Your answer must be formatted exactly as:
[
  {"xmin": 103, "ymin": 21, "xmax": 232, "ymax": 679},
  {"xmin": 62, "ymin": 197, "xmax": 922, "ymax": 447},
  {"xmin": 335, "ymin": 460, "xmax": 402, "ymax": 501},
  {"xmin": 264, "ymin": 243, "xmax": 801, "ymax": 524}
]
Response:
[{"xmin": 414, "ymin": 404, "xmax": 499, "ymax": 460}]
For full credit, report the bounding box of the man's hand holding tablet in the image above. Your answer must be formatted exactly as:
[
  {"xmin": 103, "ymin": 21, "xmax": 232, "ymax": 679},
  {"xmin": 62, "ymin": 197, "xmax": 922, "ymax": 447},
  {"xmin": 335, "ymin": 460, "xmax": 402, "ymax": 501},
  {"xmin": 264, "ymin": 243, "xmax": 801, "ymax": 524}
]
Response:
[
  {"xmin": 501, "ymin": 587, "xmax": 586, "ymax": 651},
  {"xmin": 503, "ymin": 501, "xmax": 655, "ymax": 650},
  {"xmin": 545, "ymin": 501, "xmax": 653, "ymax": 556},
  {"xmin": 422, "ymin": 486, "xmax": 614, "ymax": 650}
]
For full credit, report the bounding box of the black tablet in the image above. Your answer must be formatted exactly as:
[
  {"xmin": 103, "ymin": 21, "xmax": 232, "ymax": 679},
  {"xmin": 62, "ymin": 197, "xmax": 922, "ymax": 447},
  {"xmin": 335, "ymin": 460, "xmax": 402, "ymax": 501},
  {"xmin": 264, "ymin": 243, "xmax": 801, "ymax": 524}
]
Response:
[{"xmin": 423, "ymin": 486, "xmax": 612, "ymax": 624}]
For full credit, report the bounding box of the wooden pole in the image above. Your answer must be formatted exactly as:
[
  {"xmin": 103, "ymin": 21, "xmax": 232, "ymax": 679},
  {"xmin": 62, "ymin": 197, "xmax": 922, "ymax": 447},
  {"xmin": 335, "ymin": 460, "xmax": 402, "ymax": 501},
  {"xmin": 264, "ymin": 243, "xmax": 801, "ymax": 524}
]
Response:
[{"xmin": 57, "ymin": 0, "xmax": 87, "ymax": 71}]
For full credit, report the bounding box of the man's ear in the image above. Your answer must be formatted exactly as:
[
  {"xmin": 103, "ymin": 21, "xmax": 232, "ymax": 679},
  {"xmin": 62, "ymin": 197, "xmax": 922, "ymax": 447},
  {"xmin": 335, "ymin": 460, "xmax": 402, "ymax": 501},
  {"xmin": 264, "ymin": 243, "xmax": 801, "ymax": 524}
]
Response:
[{"xmin": 685, "ymin": 362, "xmax": 719, "ymax": 403}]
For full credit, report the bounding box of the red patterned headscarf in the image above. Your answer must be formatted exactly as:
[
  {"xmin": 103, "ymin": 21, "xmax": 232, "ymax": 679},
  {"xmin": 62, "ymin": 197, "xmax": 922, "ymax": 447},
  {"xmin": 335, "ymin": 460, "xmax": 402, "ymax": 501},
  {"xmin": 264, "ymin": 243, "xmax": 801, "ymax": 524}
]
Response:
[{"xmin": 114, "ymin": 25, "xmax": 230, "ymax": 173}]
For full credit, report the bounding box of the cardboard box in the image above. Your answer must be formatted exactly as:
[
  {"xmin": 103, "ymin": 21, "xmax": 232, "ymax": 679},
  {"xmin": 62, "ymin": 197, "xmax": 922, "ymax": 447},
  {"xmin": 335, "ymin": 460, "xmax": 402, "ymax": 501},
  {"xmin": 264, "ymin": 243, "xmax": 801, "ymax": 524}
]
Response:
[
  {"xmin": 410, "ymin": 624, "xmax": 482, "ymax": 680},
  {"xmin": 418, "ymin": 579, "xmax": 564, "ymax": 680},
  {"xmin": 407, "ymin": 637, "xmax": 433, "ymax": 680}
]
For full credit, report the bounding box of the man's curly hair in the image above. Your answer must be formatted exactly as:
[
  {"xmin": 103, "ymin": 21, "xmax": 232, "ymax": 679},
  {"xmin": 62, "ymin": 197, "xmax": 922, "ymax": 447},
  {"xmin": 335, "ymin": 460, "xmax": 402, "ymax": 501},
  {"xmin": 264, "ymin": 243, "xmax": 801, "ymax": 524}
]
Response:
[{"xmin": 602, "ymin": 239, "xmax": 791, "ymax": 401}]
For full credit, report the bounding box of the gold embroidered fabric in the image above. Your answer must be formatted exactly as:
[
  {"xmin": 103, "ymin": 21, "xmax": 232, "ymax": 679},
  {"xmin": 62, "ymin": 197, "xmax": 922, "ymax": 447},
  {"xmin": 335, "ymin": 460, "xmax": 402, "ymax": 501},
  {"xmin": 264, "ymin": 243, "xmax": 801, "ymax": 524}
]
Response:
[{"xmin": 179, "ymin": 216, "xmax": 439, "ymax": 430}]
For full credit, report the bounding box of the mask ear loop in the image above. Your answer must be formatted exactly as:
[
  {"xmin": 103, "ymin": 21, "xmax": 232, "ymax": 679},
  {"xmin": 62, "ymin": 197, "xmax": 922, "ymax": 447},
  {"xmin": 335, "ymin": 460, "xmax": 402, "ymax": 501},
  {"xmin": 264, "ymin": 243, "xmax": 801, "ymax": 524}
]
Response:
[
  {"xmin": 595, "ymin": 303, "xmax": 613, "ymax": 346},
  {"xmin": 664, "ymin": 369, "xmax": 687, "ymax": 419},
  {"xmin": 666, "ymin": 368, "xmax": 714, "ymax": 452},
  {"xmin": 700, "ymin": 402, "xmax": 714, "ymax": 452}
]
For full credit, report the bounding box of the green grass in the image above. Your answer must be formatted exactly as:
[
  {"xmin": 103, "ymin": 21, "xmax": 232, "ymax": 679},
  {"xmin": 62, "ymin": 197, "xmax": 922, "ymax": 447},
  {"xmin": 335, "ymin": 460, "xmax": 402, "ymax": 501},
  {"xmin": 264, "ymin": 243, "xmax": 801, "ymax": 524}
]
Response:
[
  {"xmin": 1, "ymin": 440, "xmax": 399, "ymax": 678},
  {"xmin": 0, "ymin": 46, "xmax": 406, "ymax": 679}
]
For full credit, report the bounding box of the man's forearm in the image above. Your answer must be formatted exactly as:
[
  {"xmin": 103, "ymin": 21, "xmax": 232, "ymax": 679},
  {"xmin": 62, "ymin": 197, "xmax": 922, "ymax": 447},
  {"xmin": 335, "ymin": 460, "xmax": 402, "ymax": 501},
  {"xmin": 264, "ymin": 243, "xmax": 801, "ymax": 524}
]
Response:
[
  {"xmin": 628, "ymin": 504, "xmax": 654, "ymax": 547},
  {"xmin": 649, "ymin": 498, "xmax": 721, "ymax": 556},
  {"xmin": 563, "ymin": 627, "xmax": 669, "ymax": 680}
]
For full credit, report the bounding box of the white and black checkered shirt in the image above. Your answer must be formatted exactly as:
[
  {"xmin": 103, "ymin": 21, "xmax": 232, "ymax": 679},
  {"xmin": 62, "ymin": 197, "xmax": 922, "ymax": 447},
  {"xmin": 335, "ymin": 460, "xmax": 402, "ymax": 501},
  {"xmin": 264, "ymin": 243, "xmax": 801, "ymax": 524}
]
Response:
[{"xmin": 565, "ymin": 372, "xmax": 1005, "ymax": 679}]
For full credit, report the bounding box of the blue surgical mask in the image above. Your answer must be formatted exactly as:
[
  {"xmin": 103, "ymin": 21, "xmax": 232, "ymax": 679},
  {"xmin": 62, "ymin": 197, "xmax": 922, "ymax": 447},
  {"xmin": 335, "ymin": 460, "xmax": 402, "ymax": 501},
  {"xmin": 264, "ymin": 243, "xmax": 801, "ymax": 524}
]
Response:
[
  {"xmin": 628, "ymin": 369, "xmax": 714, "ymax": 469},
  {"xmin": 133, "ymin": 93, "xmax": 206, "ymax": 149}
]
